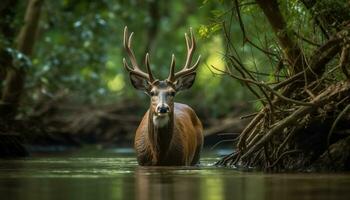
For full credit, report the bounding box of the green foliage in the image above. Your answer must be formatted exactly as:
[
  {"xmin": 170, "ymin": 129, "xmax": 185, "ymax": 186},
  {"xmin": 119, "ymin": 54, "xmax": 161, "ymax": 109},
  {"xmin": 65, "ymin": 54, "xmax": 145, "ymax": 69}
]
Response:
[
  {"xmin": 9, "ymin": 0, "xmax": 249, "ymax": 117},
  {"xmin": 4, "ymin": 0, "xmax": 330, "ymax": 117}
]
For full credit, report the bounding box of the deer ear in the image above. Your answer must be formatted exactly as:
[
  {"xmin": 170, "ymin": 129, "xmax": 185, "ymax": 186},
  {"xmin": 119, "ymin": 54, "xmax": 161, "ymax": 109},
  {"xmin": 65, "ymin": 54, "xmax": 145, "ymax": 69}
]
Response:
[
  {"xmin": 174, "ymin": 72, "xmax": 196, "ymax": 91},
  {"xmin": 129, "ymin": 72, "xmax": 151, "ymax": 91}
]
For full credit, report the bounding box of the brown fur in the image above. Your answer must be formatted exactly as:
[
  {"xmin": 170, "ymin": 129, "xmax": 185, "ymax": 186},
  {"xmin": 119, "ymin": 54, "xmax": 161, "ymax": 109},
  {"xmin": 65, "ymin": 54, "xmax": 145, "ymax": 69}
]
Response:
[{"xmin": 134, "ymin": 103, "xmax": 203, "ymax": 166}]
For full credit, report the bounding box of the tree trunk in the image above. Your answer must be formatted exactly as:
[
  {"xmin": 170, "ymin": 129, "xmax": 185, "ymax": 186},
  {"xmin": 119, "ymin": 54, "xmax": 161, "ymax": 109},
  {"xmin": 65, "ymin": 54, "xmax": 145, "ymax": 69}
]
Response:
[
  {"xmin": 0, "ymin": 0, "xmax": 44, "ymax": 119},
  {"xmin": 255, "ymin": 0, "xmax": 305, "ymax": 74},
  {"xmin": 0, "ymin": 0, "xmax": 19, "ymax": 83}
]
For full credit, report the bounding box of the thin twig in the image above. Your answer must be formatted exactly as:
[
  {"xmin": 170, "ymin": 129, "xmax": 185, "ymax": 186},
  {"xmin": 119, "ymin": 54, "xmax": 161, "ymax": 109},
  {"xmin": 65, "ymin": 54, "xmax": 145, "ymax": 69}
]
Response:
[
  {"xmin": 294, "ymin": 32, "xmax": 321, "ymax": 47},
  {"xmin": 225, "ymin": 56, "xmax": 264, "ymax": 103},
  {"xmin": 240, "ymin": 112, "xmax": 259, "ymax": 119},
  {"xmin": 210, "ymin": 139, "xmax": 237, "ymax": 150},
  {"xmin": 326, "ymin": 104, "xmax": 350, "ymax": 160},
  {"xmin": 212, "ymin": 65, "xmax": 315, "ymax": 106}
]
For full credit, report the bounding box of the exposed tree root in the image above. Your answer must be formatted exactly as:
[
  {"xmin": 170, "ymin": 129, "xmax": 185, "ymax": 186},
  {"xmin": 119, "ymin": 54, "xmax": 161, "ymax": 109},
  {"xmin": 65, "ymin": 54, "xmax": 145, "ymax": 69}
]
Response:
[
  {"xmin": 216, "ymin": 0, "xmax": 350, "ymax": 171},
  {"xmin": 216, "ymin": 81, "xmax": 350, "ymax": 171}
]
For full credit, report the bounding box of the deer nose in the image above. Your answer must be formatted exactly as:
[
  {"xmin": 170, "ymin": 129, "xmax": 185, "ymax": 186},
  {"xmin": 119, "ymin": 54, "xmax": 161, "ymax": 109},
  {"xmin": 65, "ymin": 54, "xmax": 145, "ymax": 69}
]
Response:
[{"xmin": 156, "ymin": 104, "xmax": 170, "ymax": 114}]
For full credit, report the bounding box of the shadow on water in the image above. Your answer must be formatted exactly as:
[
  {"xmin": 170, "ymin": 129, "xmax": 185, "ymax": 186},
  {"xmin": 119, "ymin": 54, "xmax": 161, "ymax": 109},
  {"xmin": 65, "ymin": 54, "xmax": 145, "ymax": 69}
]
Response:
[{"xmin": 0, "ymin": 148, "xmax": 350, "ymax": 200}]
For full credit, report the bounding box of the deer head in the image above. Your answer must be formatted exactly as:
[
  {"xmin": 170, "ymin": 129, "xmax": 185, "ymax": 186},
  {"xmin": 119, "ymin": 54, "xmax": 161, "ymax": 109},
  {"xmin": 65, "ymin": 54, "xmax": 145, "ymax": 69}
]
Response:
[{"xmin": 123, "ymin": 26, "xmax": 201, "ymax": 125}]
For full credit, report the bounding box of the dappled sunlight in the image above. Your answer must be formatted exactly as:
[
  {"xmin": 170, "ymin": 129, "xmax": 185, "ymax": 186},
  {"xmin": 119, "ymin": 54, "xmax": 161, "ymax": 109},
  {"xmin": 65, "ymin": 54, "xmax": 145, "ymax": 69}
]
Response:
[
  {"xmin": 107, "ymin": 74, "xmax": 125, "ymax": 92},
  {"xmin": 197, "ymin": 35, "xmax": 225, "ymax": 88},
  {"xmin": 243, "ymin": 55, "xmax": 260, "ymax": 71}
]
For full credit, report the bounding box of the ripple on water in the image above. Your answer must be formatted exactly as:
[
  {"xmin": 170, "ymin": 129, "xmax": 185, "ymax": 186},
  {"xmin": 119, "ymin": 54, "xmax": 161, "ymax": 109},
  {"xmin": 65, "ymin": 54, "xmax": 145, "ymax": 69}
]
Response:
[{"xmin": 1, "ymin": 154, "xmax": 350, "ymax": 200}]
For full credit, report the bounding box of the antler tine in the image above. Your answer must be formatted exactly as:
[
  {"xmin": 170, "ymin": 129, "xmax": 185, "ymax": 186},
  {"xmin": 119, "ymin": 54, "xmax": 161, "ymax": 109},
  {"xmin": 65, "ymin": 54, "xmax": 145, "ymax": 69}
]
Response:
[
  {"xmin": 174, "ymin": 28, "xmax": 201, "ymax": 79},
  {"xmin": 174, "ymin": 55, "xmax": 201, "ymax": 79},
  {"xmin": 167, "ymin": 54, "xmax": 176, "ymax": 82},
  {"xmin": 123, "ymin": 27, "xmax": 139, "ymax": 69},
  {"xmin": 145, "ymin": 53, "xmax": 155, "ymax": 82},
  {"xmin": 183, "ymin": 28, "xmax": 196, "ymax": 69},
  {"xmin": 123, "ymin": 58, "xmax": 133, "ymax": 72},
  {"xmin": 123, "ymin": 26, "xmax": 152, "ymax": 80}
]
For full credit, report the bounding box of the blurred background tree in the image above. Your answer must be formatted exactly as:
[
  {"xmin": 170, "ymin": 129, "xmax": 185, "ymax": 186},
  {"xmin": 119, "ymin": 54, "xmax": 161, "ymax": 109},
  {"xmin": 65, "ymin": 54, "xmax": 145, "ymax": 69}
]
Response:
[
  {"xmin": 0, "ymin": 0, "xmax": 262, "ymax": 120},
  {"xmin": 1, "ymin": 0, "xmax": 256, "ymax": 147},
  {"xmin": 4, "ymin": 0, "xmax": 348, "ymax": 155},
  {"xmin": 0, "ymin": 0, "xmax": 309, "ymax": 146},
  {"xmin": 22, "ymin": 0, "xmax": 249, "ymax": 115}
]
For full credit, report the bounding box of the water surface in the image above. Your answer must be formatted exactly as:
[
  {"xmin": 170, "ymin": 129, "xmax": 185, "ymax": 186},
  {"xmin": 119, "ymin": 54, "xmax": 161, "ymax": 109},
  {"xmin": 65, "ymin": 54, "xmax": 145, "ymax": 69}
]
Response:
[{"xmin": 0, "ymin": 148, "xmax": 350, "ymax": 200}]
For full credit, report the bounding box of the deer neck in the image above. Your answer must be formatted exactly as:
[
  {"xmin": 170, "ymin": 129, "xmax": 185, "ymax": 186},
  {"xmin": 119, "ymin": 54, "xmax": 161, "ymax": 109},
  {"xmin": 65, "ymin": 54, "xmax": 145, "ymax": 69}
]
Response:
[{"xmin": 148, "ymin": 108, "xmax": 174, "ymax": 164}]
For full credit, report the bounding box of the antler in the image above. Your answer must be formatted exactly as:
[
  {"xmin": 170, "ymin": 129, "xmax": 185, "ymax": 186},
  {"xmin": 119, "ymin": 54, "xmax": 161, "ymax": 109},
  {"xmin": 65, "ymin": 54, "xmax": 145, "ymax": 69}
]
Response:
[
  {"xmin": 168, "ymin": 28, "xmax": 201, "ymax": 82},
  {"xmin": 123, "ymin": 26, "xmax": 155, "ymax": 83}
]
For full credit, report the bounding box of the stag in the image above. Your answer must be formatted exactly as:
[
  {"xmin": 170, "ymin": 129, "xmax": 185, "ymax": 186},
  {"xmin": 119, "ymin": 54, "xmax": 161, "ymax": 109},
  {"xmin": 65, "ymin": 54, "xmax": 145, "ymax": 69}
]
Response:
[{"xmin": 123, "ymin": 27, "xmax": 203, "ymax": 166}]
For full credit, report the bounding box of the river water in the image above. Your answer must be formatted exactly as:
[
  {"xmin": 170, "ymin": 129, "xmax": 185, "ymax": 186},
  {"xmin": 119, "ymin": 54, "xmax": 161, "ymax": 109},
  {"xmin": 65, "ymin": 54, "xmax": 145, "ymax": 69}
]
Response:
[{"xmin": 0, "ymin": 148, "xmax": 350, "ymax": 200}]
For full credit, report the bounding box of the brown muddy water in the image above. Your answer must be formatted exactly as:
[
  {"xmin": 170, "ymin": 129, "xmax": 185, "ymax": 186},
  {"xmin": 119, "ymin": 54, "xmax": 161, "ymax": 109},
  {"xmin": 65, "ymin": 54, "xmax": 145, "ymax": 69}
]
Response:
[{"xmin": 0, "ymin": 148, "xmax": 350, "ymax": 200}]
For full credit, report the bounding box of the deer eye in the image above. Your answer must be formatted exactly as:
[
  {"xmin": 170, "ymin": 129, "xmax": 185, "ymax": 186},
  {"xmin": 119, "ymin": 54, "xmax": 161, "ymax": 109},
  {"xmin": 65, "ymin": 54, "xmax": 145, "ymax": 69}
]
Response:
[
  {"xmin": 149, "ymin": 91, "xmax": 155, "ymax": 96},
  {"xmin": 169, "ymin": 91, "xmax": 176, "ymax": 97}
]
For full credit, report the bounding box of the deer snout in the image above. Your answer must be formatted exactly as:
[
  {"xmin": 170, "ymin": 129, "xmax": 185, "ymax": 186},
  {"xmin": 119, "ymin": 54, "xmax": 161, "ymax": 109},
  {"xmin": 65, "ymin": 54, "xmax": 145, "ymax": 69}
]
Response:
[{"xmin": 156, "ymin": 104, "xmax": 170, "ymax": 114}]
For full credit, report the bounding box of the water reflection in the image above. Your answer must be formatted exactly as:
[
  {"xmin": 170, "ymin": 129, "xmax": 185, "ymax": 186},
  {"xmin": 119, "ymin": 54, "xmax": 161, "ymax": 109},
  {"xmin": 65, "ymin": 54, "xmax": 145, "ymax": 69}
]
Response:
[
  {"xmin": 135, "ymin": 167, "xmax": 202, "ymax": 200},
  {"xmin": 133, "ymin": 165, "xmax": 350, "ymax": 200},
  {"xmin": 0, "ymin": 155, "xmax": 350, "ymax": 200}
]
